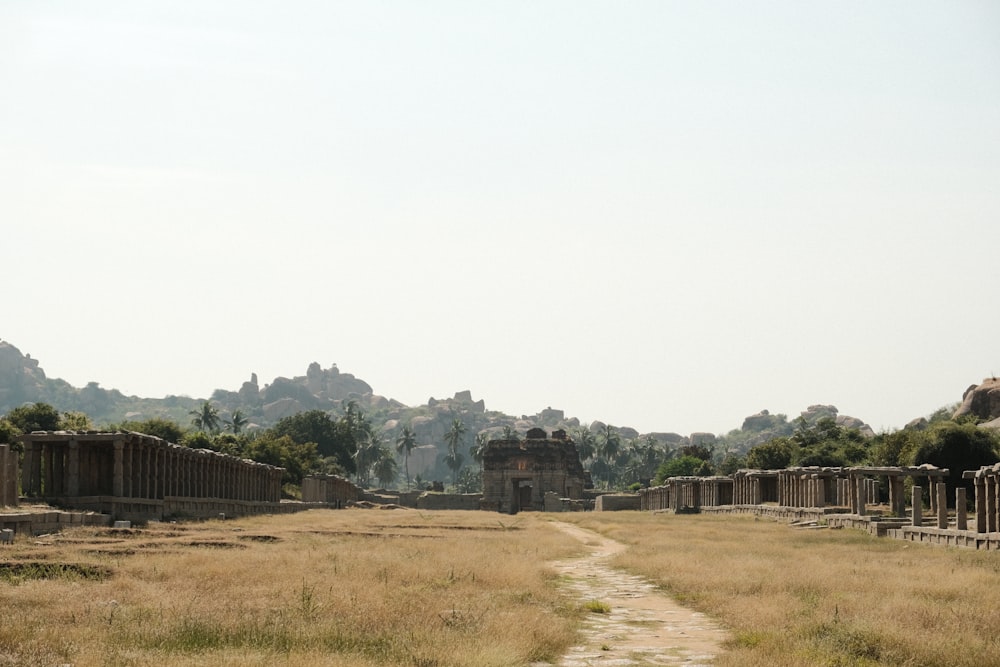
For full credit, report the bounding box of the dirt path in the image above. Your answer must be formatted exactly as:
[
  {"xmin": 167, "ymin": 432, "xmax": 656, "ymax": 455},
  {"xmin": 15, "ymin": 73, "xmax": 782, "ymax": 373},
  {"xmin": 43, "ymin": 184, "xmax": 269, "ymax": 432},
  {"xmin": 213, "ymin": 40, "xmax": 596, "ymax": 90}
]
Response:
[{"xmin": 540, "ymin": 520, "xmax": 729, "ymax": 667}]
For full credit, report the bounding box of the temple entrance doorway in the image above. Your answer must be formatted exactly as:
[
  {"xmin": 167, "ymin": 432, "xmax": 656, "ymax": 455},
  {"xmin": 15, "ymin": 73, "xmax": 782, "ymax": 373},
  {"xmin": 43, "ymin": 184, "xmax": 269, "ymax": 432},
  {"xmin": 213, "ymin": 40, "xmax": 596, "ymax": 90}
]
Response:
[{"xmin": 511, "ymin": 479, "xmax": 533, "ymax": 513}]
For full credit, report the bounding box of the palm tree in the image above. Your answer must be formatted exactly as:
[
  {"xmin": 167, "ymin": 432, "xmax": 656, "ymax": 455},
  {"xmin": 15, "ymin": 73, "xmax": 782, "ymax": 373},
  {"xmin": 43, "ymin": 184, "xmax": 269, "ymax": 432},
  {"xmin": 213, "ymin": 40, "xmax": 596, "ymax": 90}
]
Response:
[
  {"xmin": 353, "ymin": 429, "xmax": 384, "ymax": 487},
  {"xmin": 189, "ymin": 401, "xmax": 220, "ymax": 434},
  {"xmin": 443, "ymin": 418, "xmax": 467, "ymax": 487},
  {"xmin": 395, "ymin": 425, "xmax": 417, "ymax": 490},
  {"xmin": 469, "ymin": 432, "xmax": 488, "ymax": 475},
  {"xmin": 573, "ymin": 427, "xmax": 597, "ymax": 463},
  {"xmin": 224, "ymin": 409, "xmax": 249, "ymax": 435},
  {"xmin": 373, "ymin": 448, "xmax": 398, "ymax": 488},
  {"xmin": 597, "ymin": 425, "xmax": 621, "ymax": 489}
]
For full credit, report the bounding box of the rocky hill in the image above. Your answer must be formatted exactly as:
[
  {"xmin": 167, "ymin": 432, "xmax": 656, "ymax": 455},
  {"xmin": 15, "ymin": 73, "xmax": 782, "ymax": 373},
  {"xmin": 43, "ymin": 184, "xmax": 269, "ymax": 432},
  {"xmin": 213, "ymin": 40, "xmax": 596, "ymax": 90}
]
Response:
[{"xmin": 0, "ymin": 338, "xmax": 886, "ymax": 459}]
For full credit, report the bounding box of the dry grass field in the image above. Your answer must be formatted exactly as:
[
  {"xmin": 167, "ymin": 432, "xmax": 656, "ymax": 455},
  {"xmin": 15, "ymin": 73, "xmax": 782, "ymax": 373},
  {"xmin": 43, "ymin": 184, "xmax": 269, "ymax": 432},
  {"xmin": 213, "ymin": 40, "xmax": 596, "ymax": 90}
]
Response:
[
  {"xmin": 2, "ymin": 508, "xmax": 1000, "ymax": 666},
  {"xmin": 0, "ymin": 509, "xmax": 580, "ymax": 667},
  {"xmin": 558, "ymin": 511, "xmax": 1000, "ymax": 667}
]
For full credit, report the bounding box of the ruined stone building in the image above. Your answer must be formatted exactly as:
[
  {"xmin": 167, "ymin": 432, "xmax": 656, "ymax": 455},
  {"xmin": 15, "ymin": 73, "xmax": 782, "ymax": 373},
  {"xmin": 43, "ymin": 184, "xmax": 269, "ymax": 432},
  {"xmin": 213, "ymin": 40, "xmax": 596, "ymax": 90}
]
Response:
[
  {"xmin": 18, "ymin": 431, "xmax": 284, "ymax": 521},
  {"xmin": 481, "ymin": 428, "xmax": 586, "ymax": 513}
]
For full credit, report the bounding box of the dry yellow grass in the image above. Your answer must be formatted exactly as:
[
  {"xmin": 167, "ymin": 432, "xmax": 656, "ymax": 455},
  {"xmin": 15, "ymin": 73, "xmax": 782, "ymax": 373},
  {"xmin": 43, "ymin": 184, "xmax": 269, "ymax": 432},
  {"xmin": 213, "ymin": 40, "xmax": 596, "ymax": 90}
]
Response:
[
  {"xmin": 4, "ymin": 509, "xmax": 1000, "ymax": 666},
  {"xmin": 556, "ymin": 512, "xmax": 1000, "ymax": 667},
  {"xmin": 0, "ymin": 509, "xmax": 580, "ymax": 667}
]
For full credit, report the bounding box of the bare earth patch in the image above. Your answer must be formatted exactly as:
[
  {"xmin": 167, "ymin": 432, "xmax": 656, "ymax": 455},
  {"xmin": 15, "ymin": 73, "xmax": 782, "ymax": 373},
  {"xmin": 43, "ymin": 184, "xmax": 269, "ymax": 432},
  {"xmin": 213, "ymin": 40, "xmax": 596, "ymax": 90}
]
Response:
[{"xmin": 543, "ymin": 521, "xmax": 729, "ymax": 667}]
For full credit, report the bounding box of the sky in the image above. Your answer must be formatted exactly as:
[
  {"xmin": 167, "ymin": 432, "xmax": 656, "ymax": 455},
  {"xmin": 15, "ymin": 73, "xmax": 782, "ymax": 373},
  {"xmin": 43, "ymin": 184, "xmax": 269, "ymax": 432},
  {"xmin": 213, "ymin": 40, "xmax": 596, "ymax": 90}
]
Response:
[{"xmin": 2, "ymin": 1, "xmax": 998, "ymax": 436}]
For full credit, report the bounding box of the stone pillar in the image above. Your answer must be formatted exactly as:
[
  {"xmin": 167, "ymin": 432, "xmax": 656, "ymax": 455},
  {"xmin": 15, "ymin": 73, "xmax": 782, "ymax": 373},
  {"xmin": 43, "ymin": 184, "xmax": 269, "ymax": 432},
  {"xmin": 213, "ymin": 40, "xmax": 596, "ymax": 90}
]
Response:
[
  {"xmin": 912, "ymin": 486, "xmax": 923, "ymax": 526},
  {"xmin": 0, "ymin": 444, "xmax": 13, "ymax": 506},
  {"xmin": 855, "ymin": 476, "xmax": 867, "ymax": 516},
  {"xmin": 987, "ymin": 477, "xmax": 998, "ymax": 533},
  {"xmin": 936, "ymin": 482, "xmax": 948, "ymax": 529},
  {"xmin": 113, "ymin": 440, "xmax": 124, "ymax": 498},
  {"xmin": 975, "ymin": 476, "xmax": 987, "ymax": 533},
  {"xmin": 889, "ymin": 476, "xmax": 905, "ymax": 517},
  {"xmin": 956, "ymin": 488, "xmax": 968, "ymax": 531},
  {"xmin": 21, "ymin": 441, "xmax": 38, "ymax": 496},
  {"xmin": 67, "ymin": 440, "xmax": 80, "ymax": 497},
  {"xmin": 51, "ymin": 443, "xmax": 64, "ymax": 496},
  {"xmin": 928, "ymin": 476, "xmax": 937, "ymax": 514}
]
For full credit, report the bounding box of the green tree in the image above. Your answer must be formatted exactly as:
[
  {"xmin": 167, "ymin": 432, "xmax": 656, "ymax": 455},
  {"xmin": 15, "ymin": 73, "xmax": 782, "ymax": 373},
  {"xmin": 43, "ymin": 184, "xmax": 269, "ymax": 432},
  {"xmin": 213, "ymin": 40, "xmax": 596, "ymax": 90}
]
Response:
[
  {"xmin": 5, "ymin": 403, "xmax": 60, "ymax": 433},
  {"xmin": 653, "ymin": 455, "xmax": 704, "ymax": 485},
  {"xmin": 596, "ymin": 425, "xmax": 621, "ymax": 488},
  {"xmin": 0, "ymin": 419, "xmax": 20, "ymax": 449},
  {"xmin": 746, "ymin": 438, "xmax": 794, "ymax": 469},
  {"xmin": 271, "ymin": 410, "xmax": 356, "ymax": 475},
  {"xmin": 573, "ymin": 427, "xmax": 597, "ymax": 463},
  {"xmin": 223, "ymin": 410, "xmax": 249, "ymax": 435},
  {"xmin": 469, "ymin": 432, "xmax": 488, "ymax": 475},
  {"xmin": 443, "ymin": 418, "xmax": 467, "ymax": 487},
  {"xmin": 372, "ymin": 448, "xmax": 398, "ymax": 488},
  {"xmin": 870, "ymin": 429, "xmax": 923, "ymax": 467},
  {"xmin": 189, "ymin": 401, "xmax": 221, "ymax": 434},
  {"xmin": 243, "ymin": 434, "xmax": 321, "ymax": 488},
  {"xmin": 395, "ymin": 425, "xmax": 417, "ymax": 490},
  {"xmin": 353, "ymin": 429, "xmax": 385, "ymax": 487},
  {"xmin": 58, "ymin": 411, "xmax": 93, "ymax": 431},
  {"xmin": 113, "ymin": 417, "xmax": 185, "ymax": 443},
  {"xmin": 912, "ymin": 422, "xmax": 1000, "ymax": 501}
]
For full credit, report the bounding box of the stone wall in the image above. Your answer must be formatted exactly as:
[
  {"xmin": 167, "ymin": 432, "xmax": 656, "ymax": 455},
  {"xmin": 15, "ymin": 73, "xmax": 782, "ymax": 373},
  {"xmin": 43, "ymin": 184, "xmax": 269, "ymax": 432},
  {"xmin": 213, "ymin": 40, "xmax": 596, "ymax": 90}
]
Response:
[
  {"xmin": 302, "ymin": 474, "xmax": 361, "ymax": 506},
  {"xmin": 595, "ymin": 493, "xmax": 641, "ymax": 511},
  {"xmin": 0, "ymin": 509, "xmax": 110, "ymax": 537},
  {"xmin": 414, "ymin": 492, "xmax": 482, "ymax": 510}
]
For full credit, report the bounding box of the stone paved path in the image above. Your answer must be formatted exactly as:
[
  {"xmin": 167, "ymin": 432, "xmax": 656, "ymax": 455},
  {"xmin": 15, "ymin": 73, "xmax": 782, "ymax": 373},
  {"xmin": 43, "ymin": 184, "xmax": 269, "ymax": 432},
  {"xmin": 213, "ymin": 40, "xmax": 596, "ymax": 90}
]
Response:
[{"xmin": 540, "ymin": 521, "xmax": 729, "ymax": 667}]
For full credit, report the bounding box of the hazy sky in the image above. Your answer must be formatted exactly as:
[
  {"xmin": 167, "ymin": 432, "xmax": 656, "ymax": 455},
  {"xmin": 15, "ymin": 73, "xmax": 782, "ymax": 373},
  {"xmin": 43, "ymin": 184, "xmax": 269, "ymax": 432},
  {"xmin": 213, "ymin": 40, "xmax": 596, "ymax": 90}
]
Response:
[{"xmin": 3, "ymin": 2, "xmax": 998, "ymax": 435}]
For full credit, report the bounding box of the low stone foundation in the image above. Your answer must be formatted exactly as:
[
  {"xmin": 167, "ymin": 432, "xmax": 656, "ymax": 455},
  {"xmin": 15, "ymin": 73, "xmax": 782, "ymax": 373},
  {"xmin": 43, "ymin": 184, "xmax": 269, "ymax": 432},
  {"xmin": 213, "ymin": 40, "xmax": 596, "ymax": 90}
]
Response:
[
  {"xmin": 414, "ymin": 492, "xmax": 482, "ymax": 510},
  {"xmin": 0, "ymin": 509, "xmax": 111, "ymax": 537},
  {"xmin": 595, "ymin": 494, "xmax": 641, "ymax": 511},
  {"xmin": 544, "ymin": 491, "xmax": 590, "ymax": 512}
]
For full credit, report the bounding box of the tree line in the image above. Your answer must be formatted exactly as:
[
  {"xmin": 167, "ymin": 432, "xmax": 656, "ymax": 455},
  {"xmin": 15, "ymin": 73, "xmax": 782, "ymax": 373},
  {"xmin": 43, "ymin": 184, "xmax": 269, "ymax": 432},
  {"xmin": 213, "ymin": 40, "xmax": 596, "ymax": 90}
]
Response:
[{"xmin": 2, "ymin": 401, "xmax": 999, "ymax": 502}]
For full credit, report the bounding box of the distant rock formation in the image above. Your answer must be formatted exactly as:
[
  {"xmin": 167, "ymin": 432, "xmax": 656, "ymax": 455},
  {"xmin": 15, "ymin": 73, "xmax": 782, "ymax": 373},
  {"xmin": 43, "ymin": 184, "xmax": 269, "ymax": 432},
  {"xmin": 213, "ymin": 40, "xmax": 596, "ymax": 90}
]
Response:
[
  {"xmin": 953, "ymin": 378, "xmax": 1000, "ymax": 423},
  {"xmin": 0, "ymin": 340, "xmax": 48, "ymax": 411}
]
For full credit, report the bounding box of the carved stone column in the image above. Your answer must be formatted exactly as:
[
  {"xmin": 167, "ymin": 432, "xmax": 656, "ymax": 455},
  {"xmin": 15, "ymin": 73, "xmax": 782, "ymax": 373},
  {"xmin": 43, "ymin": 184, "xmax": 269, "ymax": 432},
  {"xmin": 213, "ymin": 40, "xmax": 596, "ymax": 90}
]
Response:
[
  {"xmin": 975, "ymin": 476, "xmax": 987, "ymax": 533},
  {"xmin": 113, "ymin": 440, "xmax": 124, "ymax": 498},
  {"xmin": 912, "ymin": 486, "xmax": 923, "ymax": 526},
  {"xmin": 936, "ymin": 482, "xmax": 948, "ymax": 529}
]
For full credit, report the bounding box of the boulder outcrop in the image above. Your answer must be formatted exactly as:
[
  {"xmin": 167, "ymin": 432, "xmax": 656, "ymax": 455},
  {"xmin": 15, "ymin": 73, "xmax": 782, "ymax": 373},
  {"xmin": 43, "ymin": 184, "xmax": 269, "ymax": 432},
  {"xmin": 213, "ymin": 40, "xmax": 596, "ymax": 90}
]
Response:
[{"xmin": 953, "ymin": 378, "xmax": 1000, "ymax": 423}]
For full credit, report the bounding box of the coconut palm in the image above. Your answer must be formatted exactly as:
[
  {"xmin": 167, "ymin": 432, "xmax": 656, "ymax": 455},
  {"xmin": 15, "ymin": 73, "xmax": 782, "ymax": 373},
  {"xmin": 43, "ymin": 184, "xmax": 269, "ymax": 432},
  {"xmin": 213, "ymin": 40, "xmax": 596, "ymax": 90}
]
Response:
[
  {"xmin": 353, "ymin": 429, "xmax": 384, "ymax": 487},
  {"xmin": 469, "ymin": 432, "xmax": 488, "ymax": 475},
  {"xmin": 443, "ymin": 418, "xmax": 467, "ymax": 487},
  {"xmin": 395, "ymin": 425, "xmax": 417, "ymax": 490},
  {"xmin": 373, "ymin": 448, "xmax": 398, "ymax": 488},
  {"xmin": 223, "ymin": 409, "xmax": 249, "ymax": 435},
  {"xmin": 189, "ymin": 401, "xmax": 221, "ymax": 434}
]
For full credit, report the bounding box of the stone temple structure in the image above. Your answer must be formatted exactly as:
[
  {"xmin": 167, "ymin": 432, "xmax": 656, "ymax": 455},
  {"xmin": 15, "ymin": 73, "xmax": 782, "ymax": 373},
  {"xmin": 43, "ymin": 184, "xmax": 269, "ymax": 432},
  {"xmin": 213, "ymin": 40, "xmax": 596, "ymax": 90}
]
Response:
[{"xmin": 481, "ymin": 428, "xmax": 585, "ymax": 513}]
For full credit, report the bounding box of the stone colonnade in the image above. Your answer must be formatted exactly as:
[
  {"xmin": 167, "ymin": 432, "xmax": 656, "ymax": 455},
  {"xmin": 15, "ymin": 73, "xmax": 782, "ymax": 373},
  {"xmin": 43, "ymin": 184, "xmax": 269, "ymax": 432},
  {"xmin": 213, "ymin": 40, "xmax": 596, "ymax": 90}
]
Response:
[
  {"xmin": 301, "ymin": 474, "xmax": 361, "ymax": 505},
  {"xmin": 732, "ymin": 470, "xmax": 779, "ymax": 505},
  {"xmin": 964, "ymin": 463, "xmax": 1000, "ymax": 533},
  {"xmin": 639, "ymin": 477, "xmax": 732, "ymax": 511},
  {"xmin": 647, "ymin": 465, "xmax": 959, "ymax": 525},
  {"xmin": 777, "ymin": 468, "xmax": 841, "ymax": 508},
  {"xmin": 19, "ymin": 432, "xmax": 283, "ymax": 511},
  {"xmin": 847, "ymin": 466, "xmax": 949, "ymax": 520},
  {"xmin": 1, "ymin": 444, "xmax": 17, "ymax": 507}
]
